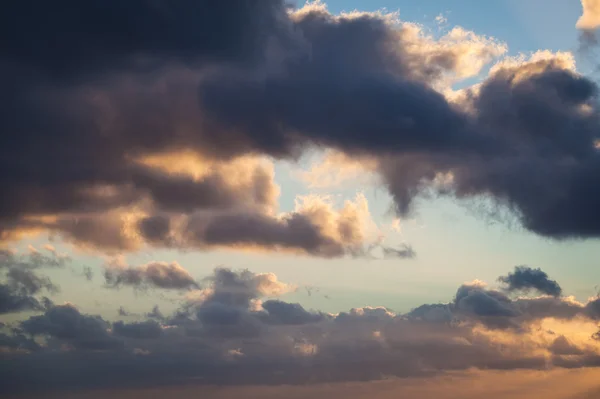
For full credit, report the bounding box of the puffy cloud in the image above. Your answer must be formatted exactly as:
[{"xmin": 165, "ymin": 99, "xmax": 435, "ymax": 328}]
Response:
[
  {"xmin": 577, "ymin": 0, "xmax": 600, "ymax": 30},
  {"xmin": 104, "ymin": 260, "xmax": 199, "ymax": 291},
  {"xmin": 201, "ymin": 268, "xmax": 295, "ymax": 305},
  {"xmin": 1, "ymin": 266, "xmax": 600, "ymax": 395},
  {"xmin": 20, "ymin": 304, "xmax": 122, "ymax": 350},
  {"xmin": 258, "ymin": 300, "xmax": 328, "ymax": 325},
  {"xmin": 498, "ymin": 266, "xmax": 562, "ymax": 297},
  {"xmin": 183, "ymin": 193, "xmax": 380, "ymax": 257},
  {"xmin": 1, "ymin": 0, "xmax": 598, "ymax": 247}
]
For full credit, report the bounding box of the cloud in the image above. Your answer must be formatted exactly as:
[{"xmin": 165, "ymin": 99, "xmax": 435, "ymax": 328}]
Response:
[
  {"xmin": 145, "ymin": 305, "xmax": 165, "ymax": 321},
  {"xmin": 381, "ymin": 243, "xmax": 417, "ymax": 259},
  {"xmin": 117, "ymin": 307, "xmax": 133, "ymax": 317},
  {"xmin": 0, "ymin": 0, "xmax": 598, "ymax": 248},
  {"xmin": 498, "ymin": 266, "xmax": 563, "ymax": 297},
  {"xmin": 258, "ymin": 300, "xmax": 328, "ymax": 325},
  {"xmin": 104, "ymin": 260, "xmax": 199, "ymax": 291},
  {"xmin": 19, "ymin": 303, "xmax": 122, "ymax": 350},
  {"xmin": 577, "ymin": 0, "xmax": 600, "ymax": 30},
  {"xmin": 2, "ymin": 266, "xmax": 600, "ymax": 395},
  {"xmin": 112, "ymin": 320, "xmax": 163, "ymax": 339},
  {"xmin": 186, "ymin": 193, "xmax": 379, "ymax": 257},
  {"xmin": 0, "ymin": 246, "xmax": 65, "ymax": 314}
]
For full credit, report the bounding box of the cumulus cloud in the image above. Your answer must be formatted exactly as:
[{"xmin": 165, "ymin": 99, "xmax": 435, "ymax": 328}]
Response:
[
  {"xmin": 19, "ymin": 303, "xmax": 122, "ymax": 350},
  {"xmin": 0, "ymin": 0, "xmax": 597, "ymax": 249},
  {"xmin": 498, "ymin": 266, "xmax": 562, "ymax": 297},
  {"xmin": 104, "ymin": 260, "xmax": 199, "ymax": 291},
  {"xmin": 186, "ymin": 193, "xmax": 379, "ymax": 257},
  {"xmin": 1, "ymin": 266, "xmax": 600, "ymax": 395},
  {"xmin": 577, "ymin": 0, "xmax": 600, "ymax": 30}
]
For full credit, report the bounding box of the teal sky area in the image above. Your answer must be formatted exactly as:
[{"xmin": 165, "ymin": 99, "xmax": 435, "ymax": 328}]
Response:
[{"xmin": 6, "ymin": 0, "xmax": 600, "ymax": 322}]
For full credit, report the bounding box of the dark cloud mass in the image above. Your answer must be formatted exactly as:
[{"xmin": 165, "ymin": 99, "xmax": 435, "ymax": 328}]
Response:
[
  {"xmin": 0, "ymin": 0, "xmax": 599, "ymax": 254},
  {"xmin": 498, "ymin": 266, "xmax": 563, "ymax": 297}
]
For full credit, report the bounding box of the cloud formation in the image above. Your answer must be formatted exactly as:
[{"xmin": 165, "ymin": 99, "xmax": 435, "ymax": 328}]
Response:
[
  {"xmin": 0, "ymin": 247, "xmax": 66, "ymax": 314},
  {"xmin": 577, "ymin": 0, "xmax": 600, "ymax": 30},
  {"xmin": 1, "ymin": 0, "xmax": 599, "ymax": 255},
  {"xmin": 104, "ymin": 260, "xmax": 199, "ymax": 291},
  {"xmin": 498, "ymin": 266, "xmax": 563, "ymax": 297},
  {"xmin": 1, "ymin": 266, "xmax": 600, "ymax": 396}
]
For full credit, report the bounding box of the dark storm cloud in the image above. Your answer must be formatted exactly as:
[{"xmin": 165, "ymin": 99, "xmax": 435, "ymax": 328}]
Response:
[
  {"xmin": 2, "ymin": 0, "xmax": 600, "ymax": 246},
  {"xmin": 498, "ymin": 266, "xmax": 563, "ymax": 297},
  {"xmin": 193, "ymin": 4, "xmax": 600, "ymax": 240},
  {"xmin": 1, "ymin": 0, "xmax": 288, "ymax": 80},
  {"xmin": 0, "ymin": 0, "xmax": 291, "ymax": 250},
  {"xmin": 104, "ymin": 261, "xmax": 199, "ymax": 291},
  {"xmin": 198, "ymin": 6, "xmax": 481, "ymax": 158}
]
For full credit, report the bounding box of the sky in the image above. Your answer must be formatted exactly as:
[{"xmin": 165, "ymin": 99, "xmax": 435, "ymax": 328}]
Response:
[{"xmin": 2, "ymin": 0, "xmax": 600, "ymax": 398}]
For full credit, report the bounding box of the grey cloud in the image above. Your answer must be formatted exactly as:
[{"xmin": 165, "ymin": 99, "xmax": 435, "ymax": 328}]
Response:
[
  {"xmin": 2, "ymin": 266, "xmax": 600, "ymax": 395},
  {"xmin": 406, "ymin": 303, "xmax": 453, "ymax": 323},
  {"xmin": 199, "ymin": 267, "xmax": 292, "ymax": 309},
  {"xmin": 382, "ymin": 244, "xmax": 417, "ymax": 259},
  {"xmin": 20, "ymin": 304, "xmax": 122, "ymax": 350},
  {"xmin": 113, "ymin": 320, "xmax": 163, "ymax": 339},
  {"xmin": 258, "ymin": 300, "xmax": 327, "ymax": 325},
  {"xmin": 5, "ymin": 268, "xmax": 58, "ymax": 296},
  {"xmin": 0, "ymin": 247, "xmax": 70, "ymax": 270},
  {"xmin": 498, "ymin": 266, "xmax": 562, "ymax": 297},
  {"xmin": 0, "ymin": 0, "xmax": 289, "ymax": 250},
  {"xmin": 118, "ymin": 306, "xmax": 132, "ymax": 317},
  {"xmin": 0, "ymin": 284, "xmax": 46, "ymax": 314},
  {"xmin": 104, "ymin": 261, "xmax": 199, "ymax": 291},
  {"xmin": 195, "ymin": 212, "xmax": 346, "ymax": 257},
  {"xmin": 82, "ymin": 266, "xmax": 94, "ymax": 281},
  {"xmin": 146, "ymin": 305, "xmax": 165, "ymax": 321},
  {"xmin": 0, "ymin": 332, "xmax": 40, "ymax": 353},
  {"xmin": 548, "ymin": 335, "xmax": 585, "ymax": 355},
  {"xmin": 454, "ymin": 283, "xmax": 518, "ymax": 318},
  {"xmin": 0, "ymin": 249, "xmax": 61, "ymax": 314},
  {"xmin": 1, "ymin": 1, "xmax": 599, "ymax": 247}
]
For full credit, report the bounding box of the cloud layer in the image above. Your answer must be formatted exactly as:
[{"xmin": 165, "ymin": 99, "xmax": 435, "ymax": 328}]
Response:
[{"xmin": 1, "ymin": 265, "xmax": 600, "ymax": 396}]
